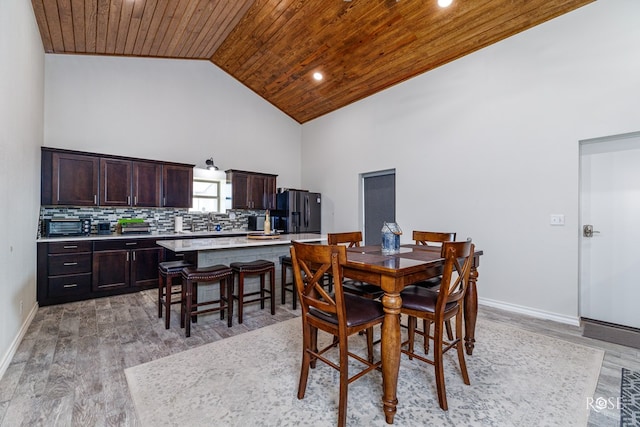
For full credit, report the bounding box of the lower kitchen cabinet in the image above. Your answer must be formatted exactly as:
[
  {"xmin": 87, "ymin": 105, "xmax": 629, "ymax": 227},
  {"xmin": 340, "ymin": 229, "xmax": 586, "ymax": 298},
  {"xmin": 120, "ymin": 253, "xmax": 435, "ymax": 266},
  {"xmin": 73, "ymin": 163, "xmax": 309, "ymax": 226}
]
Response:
[
  {"xmin": 37, "ymin": 238, "xmax": 163, "ymax": 306},
  {"xmin": 93, "ymin": 239, "xmax": 162, "ymax": 291}
]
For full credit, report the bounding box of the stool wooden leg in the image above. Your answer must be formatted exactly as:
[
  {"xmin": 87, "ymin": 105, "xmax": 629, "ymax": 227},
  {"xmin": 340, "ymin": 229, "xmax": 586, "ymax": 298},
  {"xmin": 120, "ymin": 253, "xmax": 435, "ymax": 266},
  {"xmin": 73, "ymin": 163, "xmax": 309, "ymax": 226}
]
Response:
[
  {"xmin": 281, "ymin": 263, "xmax": 287, "ymax": 305},
  {"xmin": 164, "ymin": 276, "xmax": 172, "ymax": 329},
  {"xmin": 192, "ymin": 283, "xmax": 198, "ymax": 324},
  {"xmin": 158, "ymin": 272, "xmax": 164, "ymax": 318},
  {"xmin": 180, "ymin": 276, "xmax": 186, "ymax": 329},
  {"xmin": 270, "ymin": 267, "xmax": 275, "ymax": 315},
  {"xmin": 185, "ymin": 278, "xmax": 193, "ymax": 337},
  {"xmin": 238, "ymin": 272, "xmax": 244, "ymax": 324},
  {"xmin": 226, "ymin": 276, "xmax": 233, "ymax": 327},
  {"xmin": 219, "ymin": 278, "xmax": 226, "ymax": 321},
  {"xmin": 260, "ymin": 273, "xmax": 266, "ymax": 310}
]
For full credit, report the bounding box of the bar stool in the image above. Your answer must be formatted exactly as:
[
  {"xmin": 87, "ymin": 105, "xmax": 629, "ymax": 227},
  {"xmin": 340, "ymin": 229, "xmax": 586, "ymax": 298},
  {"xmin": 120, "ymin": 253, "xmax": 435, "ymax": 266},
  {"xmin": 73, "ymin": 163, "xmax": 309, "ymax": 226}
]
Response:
[
  {"xmin": 181, "ymin": 265, "xmax": 233, "ymax": 337},
  {"xmin": 280, "ymin": 255, "xmax": 297, "ymax": 310},
  {"xmin": 158, "ymin": 260, "xmax": 193, "ymax": 329},
  {"xmin": 230, "ymin": 260, "xmax": 275, "ymax": 324}
]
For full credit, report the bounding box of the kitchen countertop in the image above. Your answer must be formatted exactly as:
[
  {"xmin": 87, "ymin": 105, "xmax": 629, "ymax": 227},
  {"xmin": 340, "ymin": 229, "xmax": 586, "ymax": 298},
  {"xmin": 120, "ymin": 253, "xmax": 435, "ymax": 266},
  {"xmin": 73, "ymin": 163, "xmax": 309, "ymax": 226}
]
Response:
[
  {"xmin": 37, "ymin": 230, "xmax": 250, "ymax": 243},
  {"xmin": 157, "ymin": 233, "xmax": 326, "ymax": 252}
]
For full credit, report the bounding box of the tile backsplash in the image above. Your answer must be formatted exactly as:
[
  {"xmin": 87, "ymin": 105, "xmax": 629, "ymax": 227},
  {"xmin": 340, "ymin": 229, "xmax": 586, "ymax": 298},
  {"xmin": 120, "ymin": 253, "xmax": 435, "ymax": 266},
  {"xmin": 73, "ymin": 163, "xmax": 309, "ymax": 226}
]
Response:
[{"xmin": 38, "ymin": 207, "xmax": 265, "ymax": 238}]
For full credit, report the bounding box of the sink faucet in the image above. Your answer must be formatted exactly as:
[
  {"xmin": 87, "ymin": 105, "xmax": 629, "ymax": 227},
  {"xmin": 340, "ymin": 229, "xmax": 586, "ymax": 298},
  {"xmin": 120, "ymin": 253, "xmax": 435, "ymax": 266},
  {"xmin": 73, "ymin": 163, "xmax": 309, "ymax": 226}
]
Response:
[{"xmin": 207, "ymin": 213, "xmax": 214, "ymax": 231}]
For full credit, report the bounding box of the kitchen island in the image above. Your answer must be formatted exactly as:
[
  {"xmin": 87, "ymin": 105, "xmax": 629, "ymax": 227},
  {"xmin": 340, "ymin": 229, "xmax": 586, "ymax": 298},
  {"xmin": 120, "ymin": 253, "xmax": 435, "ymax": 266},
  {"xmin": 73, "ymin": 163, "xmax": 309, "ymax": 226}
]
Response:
[
  {"xmin": 156, "ymin": 233, "xmax": 326, "ymax": 269},
  {"xmin": 157, "ymin": 233, "xmax": 326, "ymax": 315}
]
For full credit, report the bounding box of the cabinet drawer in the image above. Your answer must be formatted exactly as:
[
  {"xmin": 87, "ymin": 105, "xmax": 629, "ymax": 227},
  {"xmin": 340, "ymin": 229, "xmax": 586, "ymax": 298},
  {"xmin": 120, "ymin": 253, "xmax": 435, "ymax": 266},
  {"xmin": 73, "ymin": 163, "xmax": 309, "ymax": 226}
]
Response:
[
  {"xmin": 48, "ymin": 241, "xmax": 92, "ymax": 254},
  {"xmin": 49, "ymin": 273, "xmax": 92, "ymax": 297},
  {"xmin": 48, "ymin": 253, "xmax": 92, "ymax": 275},
  {"xmin": 94, "ymin": 239, "xmax": 158, "ymax": 251}
]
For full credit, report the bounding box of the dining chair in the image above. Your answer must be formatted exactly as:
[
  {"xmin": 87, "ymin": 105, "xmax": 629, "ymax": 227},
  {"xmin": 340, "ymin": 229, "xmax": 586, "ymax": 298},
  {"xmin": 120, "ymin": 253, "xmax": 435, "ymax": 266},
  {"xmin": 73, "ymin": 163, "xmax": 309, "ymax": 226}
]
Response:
[
  {"xmin": 327, "ymin": 231, "xmax": 384, "ymax": 299},
  {"xmin": 400, "ymin": 240, "xmax": 475, "ymax": 411},
  {"xmin": 410, "ymin": 230, "xmax": 457, "ymax": 351},
  {"xmin": 290, "ymin": 241, "xmax": 384, "ymax": 427}
]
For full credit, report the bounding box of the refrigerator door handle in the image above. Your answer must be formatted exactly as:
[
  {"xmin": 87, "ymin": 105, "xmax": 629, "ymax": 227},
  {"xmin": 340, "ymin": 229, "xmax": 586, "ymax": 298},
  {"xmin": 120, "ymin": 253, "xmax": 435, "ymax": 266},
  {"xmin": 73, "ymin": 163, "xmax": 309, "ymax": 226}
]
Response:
[{"xmin": 304, "ymin": 195, "xmax": 309, "ymax": 228}]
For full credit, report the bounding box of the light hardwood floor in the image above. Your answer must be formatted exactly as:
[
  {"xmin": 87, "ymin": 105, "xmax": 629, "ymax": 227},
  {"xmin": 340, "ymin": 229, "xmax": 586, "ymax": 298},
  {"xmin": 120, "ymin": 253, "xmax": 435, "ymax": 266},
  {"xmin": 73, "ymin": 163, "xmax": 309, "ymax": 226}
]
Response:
[{"xmin": 0, "ymin": 289, "xmax": 637, "ymax": 426}]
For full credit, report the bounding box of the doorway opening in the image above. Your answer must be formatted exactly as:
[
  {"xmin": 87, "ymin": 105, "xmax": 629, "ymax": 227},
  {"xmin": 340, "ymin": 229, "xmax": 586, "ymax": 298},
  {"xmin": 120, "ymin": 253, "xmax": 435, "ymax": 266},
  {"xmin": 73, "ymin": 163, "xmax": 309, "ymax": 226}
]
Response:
[{"xmin": 361, "ymin": 169, "xmax": 396, "ymax": 245}]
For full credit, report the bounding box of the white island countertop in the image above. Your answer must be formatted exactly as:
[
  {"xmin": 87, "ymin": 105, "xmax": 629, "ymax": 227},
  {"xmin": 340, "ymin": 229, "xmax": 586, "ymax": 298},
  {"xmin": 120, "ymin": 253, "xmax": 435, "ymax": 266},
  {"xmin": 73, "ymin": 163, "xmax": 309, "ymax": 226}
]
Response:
[{"xmin": 156, "ymin": 233, "xmax": 326, "ymax": 253}]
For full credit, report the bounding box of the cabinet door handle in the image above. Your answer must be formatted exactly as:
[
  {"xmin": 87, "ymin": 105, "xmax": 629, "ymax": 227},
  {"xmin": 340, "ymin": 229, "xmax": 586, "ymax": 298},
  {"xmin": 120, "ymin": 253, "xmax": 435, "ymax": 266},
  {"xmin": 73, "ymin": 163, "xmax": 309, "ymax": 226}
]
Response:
[
  {"xmin": 126, "ymin": 252, "xmax": 129, "ymax": 262},
  {"xmin": 63, "ymin": 284, "xmax": 78, "ymax": 288},
  {"xmin": 132, "ymin": 251, "xmax": 136, "ymax": 261},
  {"xmin": 128, "ymin": 196, "xmax": 131, "ymax": 205},
  {"xmin": 63, "ymin": 245, "xmax": 78, "ymax": 249},
  {"xmin": 94, "ymin": 195, "xmax": 97, "ymax": 204},
  {"xmin": 63, "ymin": 262, "xmax": 78, "ymax": 266},
  {"xmin": 125, "ymin": 242, "xmax": 137, "ymax": 246},
  {"xmin": 134, "ymin": 196, "xmax": 137, "ymax": 205}
]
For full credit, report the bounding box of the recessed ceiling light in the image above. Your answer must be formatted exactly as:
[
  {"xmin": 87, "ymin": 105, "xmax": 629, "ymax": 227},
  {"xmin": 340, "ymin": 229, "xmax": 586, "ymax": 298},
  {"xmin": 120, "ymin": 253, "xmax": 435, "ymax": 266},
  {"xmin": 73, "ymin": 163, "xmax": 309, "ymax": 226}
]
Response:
[
  {"xmin": 313, "ymin": 72, "xmax": 323, "ymax": 81},
  {"xmin": 438, "ymin": 0, "xmax": 453, "ymax": 7}
]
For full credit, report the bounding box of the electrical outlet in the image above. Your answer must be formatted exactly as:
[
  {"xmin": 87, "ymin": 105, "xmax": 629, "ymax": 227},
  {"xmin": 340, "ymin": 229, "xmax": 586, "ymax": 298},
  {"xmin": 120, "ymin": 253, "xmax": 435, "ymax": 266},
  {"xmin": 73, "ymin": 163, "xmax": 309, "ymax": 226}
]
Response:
[{"xmin": 550, "ymin": 214, "xmax": 565, "ymax": 226}]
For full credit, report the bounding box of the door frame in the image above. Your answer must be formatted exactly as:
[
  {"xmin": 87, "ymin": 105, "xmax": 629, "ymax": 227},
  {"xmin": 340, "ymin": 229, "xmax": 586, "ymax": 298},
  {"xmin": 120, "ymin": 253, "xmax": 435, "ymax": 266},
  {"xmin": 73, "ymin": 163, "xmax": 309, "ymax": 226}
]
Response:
[
  {"xmin": 578, "ymin": 130, "xmax": 640, "ymax": 322},
  {"xmin": 359, "ymin": 169, "xmax": 396, "ymax": 245}
]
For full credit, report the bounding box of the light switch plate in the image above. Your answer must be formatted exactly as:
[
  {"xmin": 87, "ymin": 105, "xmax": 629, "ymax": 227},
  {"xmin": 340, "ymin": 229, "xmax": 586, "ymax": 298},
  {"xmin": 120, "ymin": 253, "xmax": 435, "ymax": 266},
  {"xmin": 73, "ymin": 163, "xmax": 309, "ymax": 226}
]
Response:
[{"xmin": 550, "ymin": 214, "xmax": 565, "ymax": 225}]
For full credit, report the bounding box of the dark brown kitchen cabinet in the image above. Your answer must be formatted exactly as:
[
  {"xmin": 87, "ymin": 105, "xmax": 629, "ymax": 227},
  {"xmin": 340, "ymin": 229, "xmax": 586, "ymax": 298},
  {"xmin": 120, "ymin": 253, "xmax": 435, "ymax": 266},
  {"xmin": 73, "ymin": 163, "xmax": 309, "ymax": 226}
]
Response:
[
  {"xmin": 37, "ymin": 241, "xmax": 93, "ymax": 306},
  {"xmin": 42, "ymin": 147, "xmax": 193, "ymax": 207},
  {"xmin": 226, "ymin": 170, "xmax": 277, "ymax": 210},
  {"xmin": 163, "ymin": 164, "xmax": 193, "ymax": 208},
  {"xmin": 100, "ymin": 158, "xmax": 162, "ymax": 207},
  {"xmin": 92, "ymin": 239, "xmax": 162, "ymax": 291},
  {"xmin": 42, "ymin": 150, "xmax": 99, "ymax": 206}
]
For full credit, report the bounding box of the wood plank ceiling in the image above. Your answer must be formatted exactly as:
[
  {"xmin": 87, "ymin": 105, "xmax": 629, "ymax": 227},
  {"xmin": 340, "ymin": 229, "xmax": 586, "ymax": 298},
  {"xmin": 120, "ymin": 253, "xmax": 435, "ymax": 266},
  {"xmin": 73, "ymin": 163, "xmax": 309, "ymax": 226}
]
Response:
[{"xmin": 32, "ymin": 0, "xmax": 593, "ymax": 123}]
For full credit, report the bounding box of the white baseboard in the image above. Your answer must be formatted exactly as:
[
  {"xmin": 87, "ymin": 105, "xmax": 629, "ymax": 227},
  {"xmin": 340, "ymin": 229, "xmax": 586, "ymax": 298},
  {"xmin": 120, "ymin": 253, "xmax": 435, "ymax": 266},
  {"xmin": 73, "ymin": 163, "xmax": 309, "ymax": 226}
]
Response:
[
  {"xmin": 0, "ymin": 302, "xmax": 38, "ymax": 380},
  {"xmin": 479, "ymin": 297, "xmax": 580, "ymax": 327}
]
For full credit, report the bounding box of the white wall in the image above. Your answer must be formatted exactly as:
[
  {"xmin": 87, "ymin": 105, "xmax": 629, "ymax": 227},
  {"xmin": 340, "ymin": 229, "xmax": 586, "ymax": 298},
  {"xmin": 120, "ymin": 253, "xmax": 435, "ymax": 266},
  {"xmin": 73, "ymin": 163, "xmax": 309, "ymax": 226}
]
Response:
[
  {"xmin": 301, "ymin": 1, "xmax": 640, "ymax": 322},
  {"xmin": 44, "ymin": 55, "xmax": 302, "ymax": 189},
  {"xmin": 0, "ymin": 0, "xmax": 44, "ymax": 374}
]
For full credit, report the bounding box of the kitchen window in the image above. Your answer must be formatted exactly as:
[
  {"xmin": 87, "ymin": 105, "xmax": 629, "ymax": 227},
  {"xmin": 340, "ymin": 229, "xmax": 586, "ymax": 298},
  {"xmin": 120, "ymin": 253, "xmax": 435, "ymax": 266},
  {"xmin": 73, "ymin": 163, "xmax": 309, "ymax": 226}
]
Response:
[{"xmin": 190, "ymin": 168, "xmax": 229, "ymax": 213}]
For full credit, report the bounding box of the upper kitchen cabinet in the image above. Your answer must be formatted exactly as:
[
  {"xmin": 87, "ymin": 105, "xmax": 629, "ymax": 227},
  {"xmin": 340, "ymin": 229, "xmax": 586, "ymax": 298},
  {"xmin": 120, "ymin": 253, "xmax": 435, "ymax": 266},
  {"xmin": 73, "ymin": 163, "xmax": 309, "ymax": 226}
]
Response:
[
  {"xmin": 42, "ymin": 148, "xmax": 193, "ymax": 208},
  {"xmin": 42, "ymin": 149, "xmax": 99, "ymax": 206},
  {"xmin": 100, "ymin": 158, "xmax": 162, "ymax": 207},
  {"xmin": 226, "ymin": 170, "xmax": 277, "ymax": 210},
  {"xmin": 163, "ymin": 164, "xmax": 193, "ymax": 208}
]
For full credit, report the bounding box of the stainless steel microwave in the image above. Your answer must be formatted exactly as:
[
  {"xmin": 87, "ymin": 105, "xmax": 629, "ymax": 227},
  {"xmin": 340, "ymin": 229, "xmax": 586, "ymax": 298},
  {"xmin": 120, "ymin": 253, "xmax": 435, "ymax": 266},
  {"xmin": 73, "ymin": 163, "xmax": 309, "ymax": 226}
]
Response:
[{"xmin": 42, "ymin": 218, "xmax": 91, "ymax": 237}]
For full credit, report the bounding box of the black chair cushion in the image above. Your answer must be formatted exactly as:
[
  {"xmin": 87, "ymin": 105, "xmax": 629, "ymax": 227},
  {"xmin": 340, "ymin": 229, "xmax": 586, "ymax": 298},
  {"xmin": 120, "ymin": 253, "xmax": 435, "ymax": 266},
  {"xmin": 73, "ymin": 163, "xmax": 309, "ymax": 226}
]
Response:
[
  {"xmin": 231, "ymin": 260, "xmax": 275, "ymax": 273},
  {"xmin": 159, "ymin": 260, "xmax": 193, "ymax": 274},
  {"xmin": 400, "ymin": 285, "xmax": 456, "ymax": 313},
  {"xmin": 182, "ymin": 265, "xmax": 233, "ymax": 281},
  {"xmin": 309, "ymin": 293, "xmax": 384, "ymax": 327}
]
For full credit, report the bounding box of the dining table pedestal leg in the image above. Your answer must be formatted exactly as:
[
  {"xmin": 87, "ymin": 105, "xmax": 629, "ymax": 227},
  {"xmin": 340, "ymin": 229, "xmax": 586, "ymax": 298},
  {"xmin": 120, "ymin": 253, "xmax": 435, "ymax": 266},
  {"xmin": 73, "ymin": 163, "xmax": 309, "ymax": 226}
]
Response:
[
  {"xmin": 381, "ymin": 290, "xmax": 402, "ymax": 424},
  {"xmin": 464, "ymin": 263, "xmax": 479, "ymax": 355}
]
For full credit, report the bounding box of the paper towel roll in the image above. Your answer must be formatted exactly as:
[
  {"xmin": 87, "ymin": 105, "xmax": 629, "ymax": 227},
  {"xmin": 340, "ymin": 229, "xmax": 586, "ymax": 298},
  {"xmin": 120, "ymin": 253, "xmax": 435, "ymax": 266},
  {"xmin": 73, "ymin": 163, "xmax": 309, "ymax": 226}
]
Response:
[{"xmin": 175, "ymin": 216, "xmax": 183, "ymax": 232}]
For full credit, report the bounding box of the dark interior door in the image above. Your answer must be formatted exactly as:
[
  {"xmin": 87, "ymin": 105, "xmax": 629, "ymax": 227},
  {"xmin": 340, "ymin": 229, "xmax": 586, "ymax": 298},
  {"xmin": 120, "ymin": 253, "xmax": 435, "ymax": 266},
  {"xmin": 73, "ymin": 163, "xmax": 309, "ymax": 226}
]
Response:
[{"xmin": 363, "ymin": 170, "xmax": 396, "ymax": 245}]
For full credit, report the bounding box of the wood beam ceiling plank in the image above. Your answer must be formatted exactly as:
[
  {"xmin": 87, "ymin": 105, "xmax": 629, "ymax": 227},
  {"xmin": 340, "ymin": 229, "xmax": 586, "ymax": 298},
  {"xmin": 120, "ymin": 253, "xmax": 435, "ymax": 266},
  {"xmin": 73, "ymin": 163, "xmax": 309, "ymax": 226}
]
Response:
[
  {"xmin": 123, "ymin": 0, "xmax": 147, "ymax": 54},
  {"xmin": 84, "ymin": 0, "xmax": 97, "ymax": 53},
  {"xmin": 31, "ymin": 0, "xmax": 54, "ymax": 53},
  {"xmin": 41, "ymin": 0, "xmax": 65, "ymax": 52},
  {"xmin": 70, "ymin": 0, "xmax": 86, "ymax": 52},
  {"xmin": 200, "ymin": 1, "xmax": 255, "ymax": 59}
]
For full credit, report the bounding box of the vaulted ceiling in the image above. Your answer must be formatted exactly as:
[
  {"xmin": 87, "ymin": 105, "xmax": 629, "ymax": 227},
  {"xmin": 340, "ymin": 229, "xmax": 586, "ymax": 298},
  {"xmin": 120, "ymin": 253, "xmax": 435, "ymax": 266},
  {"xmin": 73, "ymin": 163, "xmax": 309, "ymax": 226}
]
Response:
[{"xmin": 31, "ymin": 0, "xmax": 593, "ymax": 123}]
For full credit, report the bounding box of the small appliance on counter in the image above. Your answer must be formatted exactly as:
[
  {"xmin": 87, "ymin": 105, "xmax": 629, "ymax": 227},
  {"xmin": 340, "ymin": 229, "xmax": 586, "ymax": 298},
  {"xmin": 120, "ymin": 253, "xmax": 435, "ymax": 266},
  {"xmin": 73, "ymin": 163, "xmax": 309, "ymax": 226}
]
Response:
[
  {"xmin": 42, "ymin": 218, "xmax": 91, "ymax": 237},
  {"xmin": 117, "ymin": 218, "xmax": 151, "ymax": 234},
  {"xmin": 248, "ymin": 215, "xmax": 266, "ymax": 231},
  {"xmin": 97, "ymin": 222, "xmax": 111, "ymax": 235}
]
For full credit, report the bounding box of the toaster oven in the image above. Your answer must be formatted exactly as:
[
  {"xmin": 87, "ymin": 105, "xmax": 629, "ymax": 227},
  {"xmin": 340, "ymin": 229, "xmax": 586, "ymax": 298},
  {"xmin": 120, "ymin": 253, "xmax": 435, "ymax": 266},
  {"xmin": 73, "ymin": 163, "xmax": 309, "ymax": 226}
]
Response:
[{"xmin": 42, "ymin": 218, "xmax": 91, "ymax": 237}]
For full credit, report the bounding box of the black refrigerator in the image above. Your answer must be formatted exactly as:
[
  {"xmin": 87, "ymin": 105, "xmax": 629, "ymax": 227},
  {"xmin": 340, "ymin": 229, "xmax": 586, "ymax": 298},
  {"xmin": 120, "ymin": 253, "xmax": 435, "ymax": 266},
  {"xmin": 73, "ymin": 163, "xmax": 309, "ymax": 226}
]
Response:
[{"xmin": 275, "ymin": 190, "xmax": 321, "ymax": 234}]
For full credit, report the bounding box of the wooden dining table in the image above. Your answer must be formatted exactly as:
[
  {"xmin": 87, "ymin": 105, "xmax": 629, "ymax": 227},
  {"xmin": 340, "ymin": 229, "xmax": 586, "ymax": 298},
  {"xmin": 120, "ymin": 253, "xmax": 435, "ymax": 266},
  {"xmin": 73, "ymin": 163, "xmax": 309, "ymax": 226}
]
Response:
[{"xmin": 343, "ymin": 243, "xmax": 483, "ymax": 424}]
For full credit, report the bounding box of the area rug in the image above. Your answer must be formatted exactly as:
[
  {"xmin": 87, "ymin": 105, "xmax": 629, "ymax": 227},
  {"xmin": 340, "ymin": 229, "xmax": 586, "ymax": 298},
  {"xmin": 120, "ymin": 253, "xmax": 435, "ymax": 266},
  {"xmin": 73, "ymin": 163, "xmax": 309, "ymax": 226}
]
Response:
[
  {"xmin": 125, "ymin": 318, "xmax": 604, "ymax": 426},
  {"xmin": 621, "ymin": 368, "xmax": 640, "ymax": 426}
]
